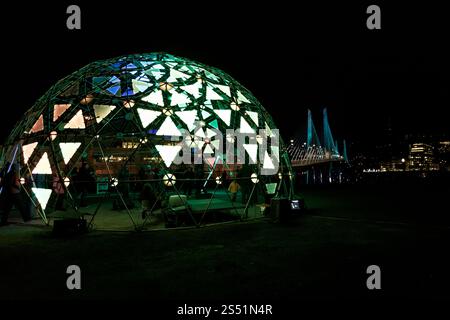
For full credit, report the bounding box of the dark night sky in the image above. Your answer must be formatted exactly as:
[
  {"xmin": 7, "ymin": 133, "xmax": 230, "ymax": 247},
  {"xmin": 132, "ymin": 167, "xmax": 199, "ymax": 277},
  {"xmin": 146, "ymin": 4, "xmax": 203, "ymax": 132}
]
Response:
[{"xmin": 1, "ymin": 2, "xmax": 449, "ymax": 148}]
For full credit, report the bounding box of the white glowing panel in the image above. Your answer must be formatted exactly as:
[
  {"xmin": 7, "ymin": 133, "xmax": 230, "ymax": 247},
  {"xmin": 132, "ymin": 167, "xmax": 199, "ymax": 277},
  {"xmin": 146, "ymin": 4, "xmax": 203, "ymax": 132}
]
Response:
[
  {"xmin": 64, "ymin": 110, "xmax": 85, "ymax": 129},
  {"xmin": 30, "ymin": 115, "xmax": 44, "ymax": 133},
  {"xmin": 243, "ymin": 144, "xmax": 258, "ymax": 163},
  {"xmin": 214, "ymin": 109, "xmax": 231, "ymax": 126},
  {"xmin": 265, "ymin": 122, "xmax": 276, "ymax": 138},
  {"xmin": 94, "ymin": 105, "xmax": 116, "ymax": 123},
  {"xmin": 156, "ymin": 145, "xmax": 181, "ymax": 167},
  {"xmin": 201, "ymin": 110, "xmax": 211, "ymax": 119},
  {"xmin": 132, "ymin": 79, "xmax": 152, "ymax": 93},
  {"xmin": 166, "ymin": 69, "xmax": 190, "ymax": 82},
  {"xmin": 59, "ymin": 142, "xmax": 81, "ymax": 164},
  {"xmin": 271, "ymin": 146, "xmax": 280, "ymax": 161},
  {"xmin": 237, "ymin": 90, "xmax": 250, "ymax": 103},
  {"xmin": 206, "ymin": 86, "xmax": 223, "ymax": 100},
  {"xmin": 211, "ymin": 84, "xmax": 231, "ymax": 96},
  {"xmin": 32, "ymin": 188, "xmax": 52, "ymax": 210},
  {"xmin": 170, "ymin": 91, "xmax": 191, "ymax": 106},
  {"xmin": 204, "ymin": 144, "xmax": 214, "ymax": 154},
  {"xmin": 206, "ymin": 128, "xmax": 217, "ymax": 138},
  {"xmin": 53, "ymin": 104, "xmax": 71, "ymax": 121},
  {"xmin": 156, "ymin": 117, "xmax": 182, "ymax": 136},
  {"xmin": 22, "ymin": 142, "xmax": 38, "ymax": 164},
  {"xmin": 195, "ymin": 128, "xmax": 206, "ymax": 138},
  {"xmin": 32, "ymin": 152, "xmax": 52, "ymax": 174},
  {"xmin": 263, "ymin": 151, "xmax": 275, "ymax": 170},
  {"xmin": 137, "ymin": 108, "xmax": 161, "ymax": 128},
  {"xmin": 211, "ymin": 140, "xmax": 220, "ymax": 150},
  {"xmin": 239, "ymin": 117, "xmax": 255, "ymax": 134},
  {"xmin": 246, "ymin": 111, "xmax": 259, "ymax": 126},
  {"xmin": 181, "ymin": 81, "xmax": 202, "ymax": 98},
  {"xmin": 175, "ymin": 110, "xmax": 197, "ymax": 131},
  {"xmin": 142, "ymin": 90, "xmax": 164, "ymax": 106}
]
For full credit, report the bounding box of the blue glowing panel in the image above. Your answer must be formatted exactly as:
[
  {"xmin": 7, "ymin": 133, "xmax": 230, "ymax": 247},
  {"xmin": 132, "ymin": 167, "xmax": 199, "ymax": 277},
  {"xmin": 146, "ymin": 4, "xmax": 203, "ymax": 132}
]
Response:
[
  {"xmin": 107, "ymin": 85, "xmax": 121, "ymax": 95},
  {"xmin": 121, "ymin": 87, "xmax": 134, "ymax": 97}
]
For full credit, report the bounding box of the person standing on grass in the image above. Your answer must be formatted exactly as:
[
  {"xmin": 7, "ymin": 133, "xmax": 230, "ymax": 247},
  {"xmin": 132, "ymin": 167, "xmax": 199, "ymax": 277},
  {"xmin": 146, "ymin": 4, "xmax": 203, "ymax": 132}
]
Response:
[{"xmin": 228, "ymin": 179, "xmax": 240, "ymax": 202}]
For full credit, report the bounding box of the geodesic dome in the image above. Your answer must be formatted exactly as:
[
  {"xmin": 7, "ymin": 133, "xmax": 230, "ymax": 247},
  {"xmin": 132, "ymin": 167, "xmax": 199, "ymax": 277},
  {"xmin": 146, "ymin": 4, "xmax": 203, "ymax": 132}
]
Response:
[{"xmin": 1, "ymin": 52, "xmax": 294, "ymax": 229}]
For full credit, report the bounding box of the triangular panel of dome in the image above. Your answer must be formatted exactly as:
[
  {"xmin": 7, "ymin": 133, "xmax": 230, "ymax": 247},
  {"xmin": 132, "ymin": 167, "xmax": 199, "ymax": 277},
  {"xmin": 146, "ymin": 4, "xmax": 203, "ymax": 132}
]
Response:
[
  {"xmin": 213, "ymin": 109, "xmax": 231, "ymax": 126},
  {"xmin": 22, "ymin": 142, "xmax": 38, "ymax": 164},
  {"xmin": 170, "ymin": 91, "xmax": 191, "ymax": 106},
  {"xmin": 156, "ymin": 117, "xmax": 182, "ymax": 136},
  {"xmin": 237, "ymin": 90, "xmax": 251, "ymax": 104},
  {"xmin": 107, "ymin": 85, "xmax": 121, "ymax": 96},
  {"xmin": 265, "ymin": 122, "xmax": 276, "ymax": 138},
  {"xmin": 32, "ymin": 187, "xmax": 52, "ymax": 210},
  {"xmin": 30, "ymin": 115, "xmax": 44, "ymax": 133},
  {"xmin": 204, "ymin": 144, "xmax": 214, "ymax": 154},
  {"xmin": 203, "ymin": 100, "xmax": 214, "ymax": 110},
  {"xmin": 132, "ymin": 79, "xmax": 152, "ymax": 93},
  {"xmin": 211, "ymin": 139, "xmax": 220, "ymax": 150},
  {"xmin": 156, "ymin": 145, "xmax": 181, "ymax": 167},
  {"xmin": 178, "ymin": 65, "xmax": 193, "ymax": 73},
  {"xmin": 94, "ymin": 105, "xmax": 116, "ymax": 123},
  {"xmin": 180, "ymin": 81, "xmax": 202, "ymax": 98},
  {"xmin": 145, "ymin": 64, "xmax": 166, "ymax": 80},
  {"xmin": 246, "ymin": 111, "xmax": 259, "ymax": 127},
  {"xmin": 194, "ymin": 128, "xmax": 206, "ymax": 139},
  {"xmin": 64, "ymin": 110, "xmax": 85, "ymax": 129},
  {"xmin": 201, "ymin": 110, "xmax": 211, "ymax": 119},
  {"xmin": 121, "ymin": 63, "xmax": 137, "ymax": 70},
  {"xmin": 271, "ymin": 146, "xmax": 280, "ymax": 161},
  {"xmin": 53, "ymin": 104, "xmax": 71, "ymax": 122},
  {"xmin": 206, "ymin": 128, "xmax": 217, "ymax": 138},
  {"xmin": 141, "ymin": 90, "xmax": 164, "ymax": 106},
  {"xmin": 239, "ymin": 117, "xmax": 255, "ymax": 134},
  {"xmin": 166, "ymin": 69, "xmax": 190, "ymax": 82},
  {"xmin": 121, "ymin": 87, "xmax": 134, "ymax": 97},
  {"xmin": 209, "ymin": 119, "xmax": 219, "ymax": 129},
  {"xmin": 210, "ymin": 84, "xmax": 231, "ymax": 97},
  {"xmin": 175, "ymin": 110, "xmax": 197, "ymax": 131},
  {"xmin": 32, "ymin": 152, "xmax": 52, "ymax": 174},
  {"xmin": 192, "ymin": 66, "xmax": 220, "ymax": 82},
  {"xmin": 243, "ymin": 144, "xmax": 258, "ymax": 163},
  {"xmin": 59, "ymin": 142, "xmax": 81, "ymax": 164},
  {"xmin": 137, "ymin": 108, "xmax": 161, "ymax": 128},
  {"xmin": 206, "ymin": 86, "xmax": 223, "ymax": 101},
  {"xmin": 263, "ymin": 151, "xmax": 275, "ymax": 170}
]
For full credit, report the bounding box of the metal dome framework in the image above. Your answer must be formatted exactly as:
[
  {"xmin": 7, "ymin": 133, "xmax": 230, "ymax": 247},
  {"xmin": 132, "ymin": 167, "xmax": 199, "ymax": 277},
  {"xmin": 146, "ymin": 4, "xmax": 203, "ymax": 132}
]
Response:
[{"xmin": 2, "ymin": 52, "xmax": 294, "ymax": 230}]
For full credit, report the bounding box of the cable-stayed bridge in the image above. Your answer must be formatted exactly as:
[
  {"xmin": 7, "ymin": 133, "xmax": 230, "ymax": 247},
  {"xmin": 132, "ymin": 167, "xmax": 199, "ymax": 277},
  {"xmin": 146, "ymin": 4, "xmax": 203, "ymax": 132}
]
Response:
[{"xmin": 287, "ymin": 108, "xmax": 348, "ymax": 167}]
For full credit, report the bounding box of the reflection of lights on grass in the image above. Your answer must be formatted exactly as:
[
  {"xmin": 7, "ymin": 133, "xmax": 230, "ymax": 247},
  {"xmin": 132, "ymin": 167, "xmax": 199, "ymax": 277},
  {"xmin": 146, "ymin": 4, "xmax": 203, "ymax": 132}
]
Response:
[
  {"xmin": 111, "ymin": 178, "xmax": 119, "ymax": 187},
  {"xmin": 251, "ymin": 173, "xmax": 259, "ymax": 184},
  {"xmin": 163, "ymin": 174, "xmax": 176, "ymax": 187}
]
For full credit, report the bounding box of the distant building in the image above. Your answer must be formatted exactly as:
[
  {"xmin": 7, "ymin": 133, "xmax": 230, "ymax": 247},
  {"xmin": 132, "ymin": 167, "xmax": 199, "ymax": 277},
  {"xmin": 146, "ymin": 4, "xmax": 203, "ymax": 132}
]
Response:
[{"xmin": 408, "ymin": 143, "xmax": 439, "ymax": 171}]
